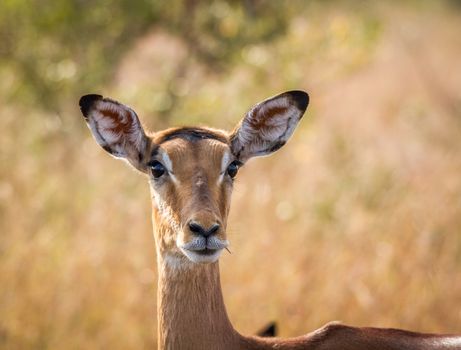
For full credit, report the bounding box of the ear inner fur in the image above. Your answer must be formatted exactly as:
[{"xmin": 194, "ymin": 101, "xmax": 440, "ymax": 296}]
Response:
[{"xmin": 230, "ymin": 90, "xmax": 309, "ymax": 162}]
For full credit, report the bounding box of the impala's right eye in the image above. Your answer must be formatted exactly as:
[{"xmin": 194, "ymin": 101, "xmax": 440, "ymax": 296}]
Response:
[{"xmin": 149, "ymin": 161, "xmax": 166, "ymax": 178}]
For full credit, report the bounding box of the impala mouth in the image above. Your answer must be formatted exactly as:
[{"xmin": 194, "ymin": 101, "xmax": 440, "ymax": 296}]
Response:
[
  {"xmin": 180, "ymin": 247, "xmax": 224, "ymax": 263},
  {"xmin": 178, "ymin": 237, "xmax": 229, "ymax": 263},
  {"xmin": 194, "ymin": 248, "xmax": 221, "ymax": 256}
]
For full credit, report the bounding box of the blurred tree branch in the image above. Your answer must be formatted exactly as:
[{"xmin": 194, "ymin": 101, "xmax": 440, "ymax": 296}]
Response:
[{"xmin": 0, "ymin": 0, "xmax": 298, "ymax": 115}]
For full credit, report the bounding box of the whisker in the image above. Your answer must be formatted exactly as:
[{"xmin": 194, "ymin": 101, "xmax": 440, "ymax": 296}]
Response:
[{"xmin": 225, "ymin": 247, "xmax": 232, "ymax": 254}]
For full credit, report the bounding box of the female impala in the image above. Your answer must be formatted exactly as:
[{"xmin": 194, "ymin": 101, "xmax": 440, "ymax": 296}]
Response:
[{"xmin": 79, "ymin": 91, "xmax": 461, "ymax": 350}]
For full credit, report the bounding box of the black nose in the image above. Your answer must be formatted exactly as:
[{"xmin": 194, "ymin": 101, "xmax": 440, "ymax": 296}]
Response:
[{"xmin": 188, "ymin": 222, "xmax": 220, "ymax": 237}]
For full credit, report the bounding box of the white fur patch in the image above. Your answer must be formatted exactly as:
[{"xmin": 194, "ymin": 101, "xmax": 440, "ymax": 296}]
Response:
[
  {"xmin": 179, "ymin": 247, "xmax": 223, "ymax": 264},
  {"xmin": 217, "ymin": 151, "xmax": 231, "ymax": 184},
  {"xmin": 163, "ymin": 254, "xmax": 188, "ymax": 270},
  {"xmin": 149, "ymin": 186, "xmax": 181, "ymax": 233},
  {"xmin": 160, "ymin": 151, "xmax": 179, "ymax": 184}
]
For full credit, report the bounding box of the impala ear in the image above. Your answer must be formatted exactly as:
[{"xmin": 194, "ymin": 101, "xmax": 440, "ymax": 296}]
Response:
[
  {"xmin": 79, "ymin": 94, "xmax": 148, "ymax": 171},
  {"xmin": 230, "ymin": 90, "xmax": 309, "ymax": 162}
]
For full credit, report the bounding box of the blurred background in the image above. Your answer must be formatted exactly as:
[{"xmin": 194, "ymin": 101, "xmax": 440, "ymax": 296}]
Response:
[{"xmin": 1, "ymin": 0, "xmax": 461, "ymax": 348}]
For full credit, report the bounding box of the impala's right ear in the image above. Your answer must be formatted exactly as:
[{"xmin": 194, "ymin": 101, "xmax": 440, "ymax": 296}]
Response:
[{"xmin": 79, "ymin": 94, "xmax": 149, "ymax": 171}]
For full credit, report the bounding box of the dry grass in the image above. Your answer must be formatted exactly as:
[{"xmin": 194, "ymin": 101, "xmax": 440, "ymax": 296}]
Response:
[{"xmin": 1, "ymin": 3, "xmax": 461, "ymax": 349}]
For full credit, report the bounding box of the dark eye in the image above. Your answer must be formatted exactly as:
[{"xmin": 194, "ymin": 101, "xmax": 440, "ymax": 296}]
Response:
[
  {"xmin": 149, "ymin": 161, "xmax": 166, "ymax": 178},
  {"xmin": 226, "ymin": 161, "xmax": 240, "ymax": 179}
]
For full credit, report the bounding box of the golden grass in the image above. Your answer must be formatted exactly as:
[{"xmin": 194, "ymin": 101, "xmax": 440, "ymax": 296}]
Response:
[{"xmin": 1, "ymin": 3, "xmax": 460, "ymax": 349}]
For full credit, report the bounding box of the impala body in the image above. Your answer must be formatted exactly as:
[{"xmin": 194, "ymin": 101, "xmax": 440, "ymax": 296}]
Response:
[{"xmin": 79, "ymin": 91, "xmax": 461, "ymax": 350}]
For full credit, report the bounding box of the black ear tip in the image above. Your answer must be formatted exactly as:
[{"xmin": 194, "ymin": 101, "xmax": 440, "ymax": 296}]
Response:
[
  {"xmin": 288, "ymin": 90, "xmax": 309, "ymax": 112},
  {"xmin": 257, "ymin": 321, "xmax": 277, "ymax": 337},
  {"xmin": 79, "ymin": 94, "xmax": 103, "ymax": 117}
]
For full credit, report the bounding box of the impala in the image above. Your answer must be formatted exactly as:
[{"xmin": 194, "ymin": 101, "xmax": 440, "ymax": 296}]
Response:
[{"xmin": 79, "ymin": 91, "xmax": 461, "ymax": 349}]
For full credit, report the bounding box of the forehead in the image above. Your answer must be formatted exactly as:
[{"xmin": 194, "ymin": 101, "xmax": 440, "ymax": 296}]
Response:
[
  {"xmin": 151, "ymin": 127, "xmax": 231, "ymax": 169},
  {"xmin": 154, "ymin": 127, "xmax": 229, "ymax": 144}
]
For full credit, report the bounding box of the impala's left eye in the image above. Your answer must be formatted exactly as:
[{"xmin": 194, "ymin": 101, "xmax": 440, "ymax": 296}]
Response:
[
  {"xmin": 226, "ymin": 161, "xmax": 240, "ymax": 179},
  {"xmin": 149, "ymin": 161, "xmax": 166, "ymax": 178}
]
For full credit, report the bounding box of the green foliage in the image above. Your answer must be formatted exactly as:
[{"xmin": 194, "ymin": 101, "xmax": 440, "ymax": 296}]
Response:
[{"xmin": 0, "ymin": 0, "xmax": 298, "ymax": 112}]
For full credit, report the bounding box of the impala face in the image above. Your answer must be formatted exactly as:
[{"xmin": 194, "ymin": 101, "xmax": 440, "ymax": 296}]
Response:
[
  {"xmin": 148, "ymin": 129, "xmax": 235, "ymax": 263},
  {"xmin": 79, "ymin": 90, "xmax": 309, "ymax": 264}
]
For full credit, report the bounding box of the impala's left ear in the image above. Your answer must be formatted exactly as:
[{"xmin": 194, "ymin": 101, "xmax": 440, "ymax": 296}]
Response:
[
  {"xmin": 79, "ymin": 94, "xmax": 149, "ymax": 171},
  {"xmin": 230, "ymin": 90, "xmax": 309, "ymax": 163}
]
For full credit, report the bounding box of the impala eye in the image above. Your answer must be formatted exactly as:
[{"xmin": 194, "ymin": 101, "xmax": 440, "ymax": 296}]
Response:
[
  {"xmin": 226, "ymin": 161, "xmax": 240, "ymax": 179},
  {"xmin": 149, "ymin": 161, "xmax": 166, "ymax": 178}
]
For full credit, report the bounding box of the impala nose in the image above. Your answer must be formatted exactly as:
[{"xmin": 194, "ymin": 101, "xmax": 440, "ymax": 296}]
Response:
[{"xmin": 188, "ymin": 221, "xmax": 220, "ymax": 238}]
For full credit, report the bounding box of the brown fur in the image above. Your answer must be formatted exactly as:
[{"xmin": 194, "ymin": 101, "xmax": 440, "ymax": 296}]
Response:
[{"xmin": 147, "ymin": 132, "xmax": 232, "ymax": 258}]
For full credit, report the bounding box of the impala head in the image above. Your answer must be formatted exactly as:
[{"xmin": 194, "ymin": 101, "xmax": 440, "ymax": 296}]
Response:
[{"xmin": 79, "ymin": 91, "xmax": 309, "ymax": 264}]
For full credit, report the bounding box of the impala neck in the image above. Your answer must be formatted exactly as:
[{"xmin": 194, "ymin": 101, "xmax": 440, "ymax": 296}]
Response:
[{"xmin": 152, "ymin": 213, "xmax": 239, "ymax": 350}]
